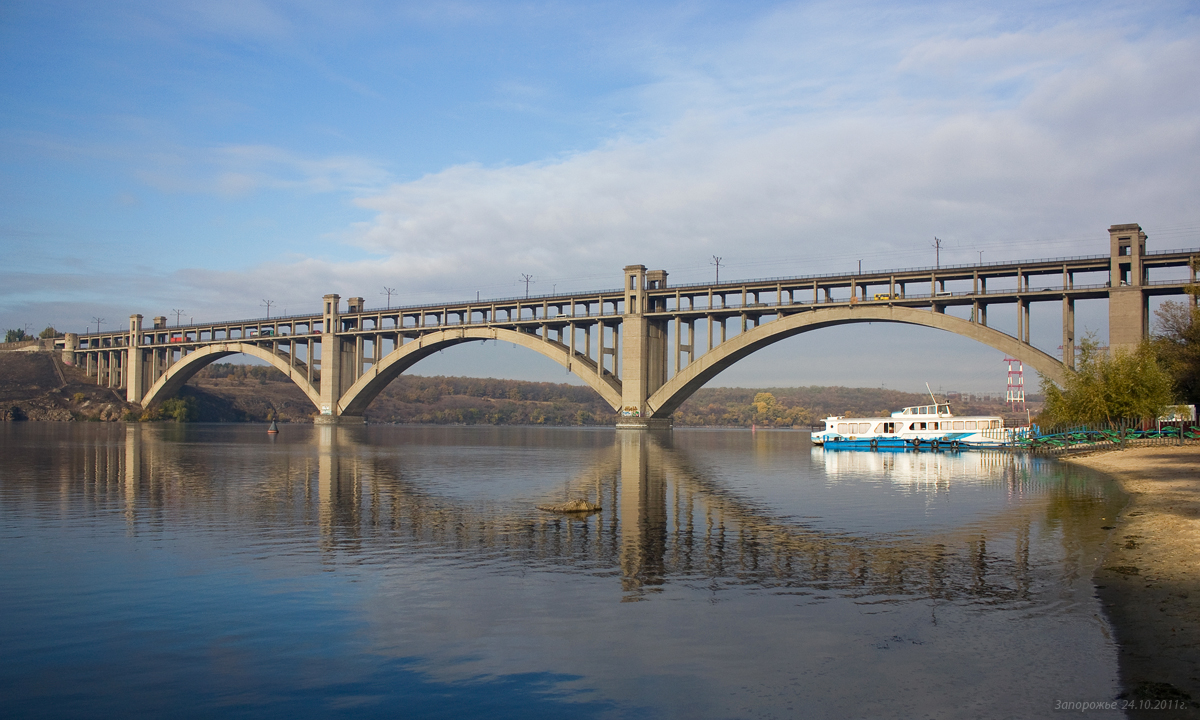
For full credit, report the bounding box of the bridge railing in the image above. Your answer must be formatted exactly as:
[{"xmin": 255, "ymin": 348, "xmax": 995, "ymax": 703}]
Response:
[
  {"xmin": 73, "ymin": 247, "xmax": 1200, "ymax": 341},
  {"xmin": 1020, "ymin": 421, "xmax": 1200, "ymax": 456}
]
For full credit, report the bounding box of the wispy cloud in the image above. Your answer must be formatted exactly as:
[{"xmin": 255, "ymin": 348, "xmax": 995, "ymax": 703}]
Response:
[{"xmin": 340, "ymin": 21, "xmax": 1200, "ymax": 297}]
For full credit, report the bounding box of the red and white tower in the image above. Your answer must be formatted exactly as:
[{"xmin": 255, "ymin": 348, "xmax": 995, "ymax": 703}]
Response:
[{"xmin": 1004, "ymin": 358, "xmax": 1025, "ymax": 412}]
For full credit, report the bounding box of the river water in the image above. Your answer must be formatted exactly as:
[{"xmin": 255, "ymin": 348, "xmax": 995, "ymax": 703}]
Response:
[{"xmin": 1, "ymin": 423, "xmax": 1125, "ymax": 719}]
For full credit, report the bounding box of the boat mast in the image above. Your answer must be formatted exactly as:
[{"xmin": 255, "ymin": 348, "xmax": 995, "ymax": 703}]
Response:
[{"xmin": 926, "ymin": 382, "xmax": 942, "ymax": 418}]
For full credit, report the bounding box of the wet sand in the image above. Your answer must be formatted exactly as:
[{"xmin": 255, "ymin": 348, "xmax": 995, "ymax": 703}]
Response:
[{"xmin": 1066, "ymin": 446, "xmax": 1200, "ymax": 716}]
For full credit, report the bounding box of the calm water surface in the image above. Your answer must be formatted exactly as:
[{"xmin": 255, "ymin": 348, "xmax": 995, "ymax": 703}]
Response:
[{"xmin": 1, "ymin": 423, "xmax": 1125, "ymax": 719}]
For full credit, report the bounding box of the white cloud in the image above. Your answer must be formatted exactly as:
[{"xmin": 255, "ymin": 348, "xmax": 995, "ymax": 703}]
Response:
[{"xmin": 338, "ymin": 24, "xmax": 1199, "ymax": 300}]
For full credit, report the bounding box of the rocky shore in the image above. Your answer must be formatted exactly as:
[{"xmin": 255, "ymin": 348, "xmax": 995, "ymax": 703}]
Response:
[{"xmin": 1067, "ymin": 446, "xmax": 1200, "ymax": 716}]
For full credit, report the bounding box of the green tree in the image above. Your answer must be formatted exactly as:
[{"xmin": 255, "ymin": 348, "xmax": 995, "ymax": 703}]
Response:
[
  {"xmin": 1040, "ymin": 336, "xmax": 1174, "ymax": 425},
  {"xmin": 1152, "ymin": 300, "xmax": 1200, "ymax": 406},
  {"xmin": 159, "ymin": 397, "xmax": 197, "ymax": 422},
  {"xmin": 38, "ymin": 326, "xmax": 62, "ymax": 339},
  {"xmin": 751, "ymin": 392, "xmax": 779, "ymax": 426},
  {"xmin": 4, "ymin": 329, "xmax": 26, "ymax": 343}
]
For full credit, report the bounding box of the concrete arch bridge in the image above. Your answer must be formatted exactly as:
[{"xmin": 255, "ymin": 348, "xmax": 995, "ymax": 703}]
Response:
[{"xmin": 62, "ymin": 223, "xmax": 1198, "ymax": 427}]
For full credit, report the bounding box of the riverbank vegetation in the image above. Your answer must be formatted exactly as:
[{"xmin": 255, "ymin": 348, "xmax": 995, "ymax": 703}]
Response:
[{"xmin": 1040, "ymin": 300, "xmax": 1200, "ymax": 425}]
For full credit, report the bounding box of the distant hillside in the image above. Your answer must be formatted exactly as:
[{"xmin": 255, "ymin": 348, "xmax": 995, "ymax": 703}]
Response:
[{"xmin": 0, "ymin": 353, "xmax": 1033, "ymax": 426}]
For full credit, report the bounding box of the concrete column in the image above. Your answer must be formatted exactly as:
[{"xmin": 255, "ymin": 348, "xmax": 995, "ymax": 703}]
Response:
[
  {"xmin": 126, "ymin": 314, "xmax": 144, "ymax": 403},
  {"xmin": 1109, "ymin": 223, "xmax": 1149, "ymax": 352},
  {"xmin": 1063, "ymin": 296, "xmax": 1076, "ymax": 370},
  {"xmin": 1022, "ymin": 299, "xmax": 1031, "ymax": 343},
  {"xmin": 318, "ymin": 294, "xmax": 341, "ymax": 418},
  {"xmin": 618, "ymin": 265, "xmax": 670, "ymax": 429},
  {"xmin": 62, "ymin": 333, "xmax": 78, "ymax": 366}
]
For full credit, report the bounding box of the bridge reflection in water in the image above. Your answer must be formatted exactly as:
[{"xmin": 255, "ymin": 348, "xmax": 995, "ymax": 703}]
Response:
[{"xmin": 44, "ymin": 423, "xmax": 1121, "ymax": 606}]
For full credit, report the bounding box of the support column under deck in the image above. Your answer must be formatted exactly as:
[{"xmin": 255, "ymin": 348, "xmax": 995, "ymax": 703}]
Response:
[{"xmin": 1062, "ymin": 297, "xmax": 1075, "ymax": 370}]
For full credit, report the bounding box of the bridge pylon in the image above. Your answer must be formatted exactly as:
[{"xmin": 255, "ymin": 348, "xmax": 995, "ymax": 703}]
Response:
[
  {"xmin": 317, "ymin": 294, "xmax": 366, "ymax": 425},
  {"xmin": 617, "ymin": 265, "xmax": 671, "ymax": 429}
]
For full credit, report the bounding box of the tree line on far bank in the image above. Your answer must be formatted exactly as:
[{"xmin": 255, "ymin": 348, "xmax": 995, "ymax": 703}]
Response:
[{"xmin": 178, "ymin": 364, "xmax": 1026, "ymax": 427}]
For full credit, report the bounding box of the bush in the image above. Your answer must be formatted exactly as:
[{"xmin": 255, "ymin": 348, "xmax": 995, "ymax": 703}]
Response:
[
  {"xmin": 1040, "ymin": 336, "xmax": 1174, "ymax": 425},
  {"xmin": 1153, "ymin": 301, "xmax": 1200, "ymax": 406},
  {"xmin": 159, "ymin": 397, "xmax": 198, "ymax": 422},
  {"xmin": 139, "ymin": 397, "xmax": 198, "ymax": 423}
]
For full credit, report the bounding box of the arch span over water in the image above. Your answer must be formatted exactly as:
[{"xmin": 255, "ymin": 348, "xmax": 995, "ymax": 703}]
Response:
[
  {"xmin": 646, "ymin": 305, "xmax": 1067, "ymax": 418},
  {"xmin": 337, "ymin": 327, "xmax": 623, "ymax": 417},
  {"xmin": 141, "ymin": 343, "xmax": 322, "ymax": 411}
]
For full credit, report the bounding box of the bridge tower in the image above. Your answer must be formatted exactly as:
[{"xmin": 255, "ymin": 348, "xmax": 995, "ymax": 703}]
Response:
[
  {"xmin": 618, "ymin": 265, "xmax": 671, "ymax": 429},
  {"xmin": 1108, "ymin": 223, "xmax": 1148, "ymax": 352},
  {"xmin": 126, "ymin": 314, "xmax": 145, "ymax": 404},
  {"xmin": 317, "ymin": 294, "xmax": 365, "ymax": 424}
]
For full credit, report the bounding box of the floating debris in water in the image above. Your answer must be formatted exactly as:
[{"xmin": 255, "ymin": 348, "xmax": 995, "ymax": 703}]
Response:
[{"xmin": 536, "ymin": 499, "xmax": 601, "ymax": 513}]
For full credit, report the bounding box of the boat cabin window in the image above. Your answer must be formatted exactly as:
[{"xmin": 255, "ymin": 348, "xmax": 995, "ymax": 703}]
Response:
[
  {"xmin": 877, "ymin": 422, "xmax": 895, "ymax": 433},
  {"xmin": 837, "ymin": 423, "xmax": 848, "ymax": 434},
  {"xmin": 953, "ymin": 421, "xmax": 964, "ymax": 430},
  {"xmin": 965, "ymin": 421, "xmax": 977, "ymax": 430},
  {"xmin": 856, "ymin": 423, "xmax": 870, "ymax": 433},
  {"xmin": 939, "ymin": 405, "xmax": 950, "ymax": 414}
]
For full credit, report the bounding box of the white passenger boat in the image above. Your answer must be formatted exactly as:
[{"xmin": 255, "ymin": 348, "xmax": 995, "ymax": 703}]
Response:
[{"xmin": 811, "ymin": 402, "xmax": 1022, "ymax": 450}]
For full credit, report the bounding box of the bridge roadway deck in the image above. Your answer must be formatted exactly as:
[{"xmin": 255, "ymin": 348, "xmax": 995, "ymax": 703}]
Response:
[{"xmin": 71, "ymin": 247, "xmax": 1199, "ymax": 350}]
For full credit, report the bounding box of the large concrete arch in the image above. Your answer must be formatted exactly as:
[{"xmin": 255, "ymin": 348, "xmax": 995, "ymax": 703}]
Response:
[
  {"xmin": 142, "ymin": 343, "xmax": 322, "ymax": 411},
  {"xmin": 337, "ymin": 327, "xmax": 623, "ymax": 417},
  {"xmin": 647, "ymin": 305, "xmax": 1069, "ymax": 418}
]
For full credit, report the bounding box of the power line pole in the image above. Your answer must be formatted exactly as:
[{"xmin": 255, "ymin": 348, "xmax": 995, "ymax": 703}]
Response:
[
  {"xmin": 171, "ymin": 308, "xmax": 185, "ymax": 327},
  {"xmin": 932, "ymin": 237, "xmax": 943, "ymax": 269},
  {"xmin": 261, "ymin": 299, "xmax": 274, "ymax": 319},
  {"xmin": 711, "ymin": 256, "xmax": 723, "ymax": 284},
  {"xmin": 91, "ymin": 316, "xmax": 104, "ymax": 334},
  {"xmin": 381, "ymin": 286, "xmax": 396, "ymax": 310},
  {"xmin": 520, "ymin": 274, "xmax": 535, "ymax": 298}
]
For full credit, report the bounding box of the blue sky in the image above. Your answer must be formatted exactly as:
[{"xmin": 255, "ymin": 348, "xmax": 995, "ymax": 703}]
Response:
[{"xmin": 3, "ymin": 0, "xmax": 1199, "ymax": 392}]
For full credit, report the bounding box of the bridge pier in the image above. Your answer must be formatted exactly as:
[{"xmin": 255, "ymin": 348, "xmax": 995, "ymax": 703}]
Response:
[
  {"xmin": 313, "ymin": 414, "xmax": 366, "ymax": 425},
  {"xmin": 126, "ymin": 314, "xmax": 145, "ymax": 404},
  {"xmin": 314, "ymin": 294, "xmax": 371, "ymax": 424},
  {"xmin": 618, "ymin": 265, "xmax": 672, "ymax": 429}
]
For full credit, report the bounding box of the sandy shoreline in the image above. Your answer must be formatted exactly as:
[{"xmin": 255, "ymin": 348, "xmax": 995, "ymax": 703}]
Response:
[{"xmin": 1064, "ymin": 446, "xmax": 1200, "ymax": 715}]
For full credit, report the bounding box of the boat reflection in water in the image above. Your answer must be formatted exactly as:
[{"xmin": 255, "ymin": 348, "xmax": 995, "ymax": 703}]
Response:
[{"xmin": 2, "ymin": 422, "xmax": 1123, "ymax": 718}]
